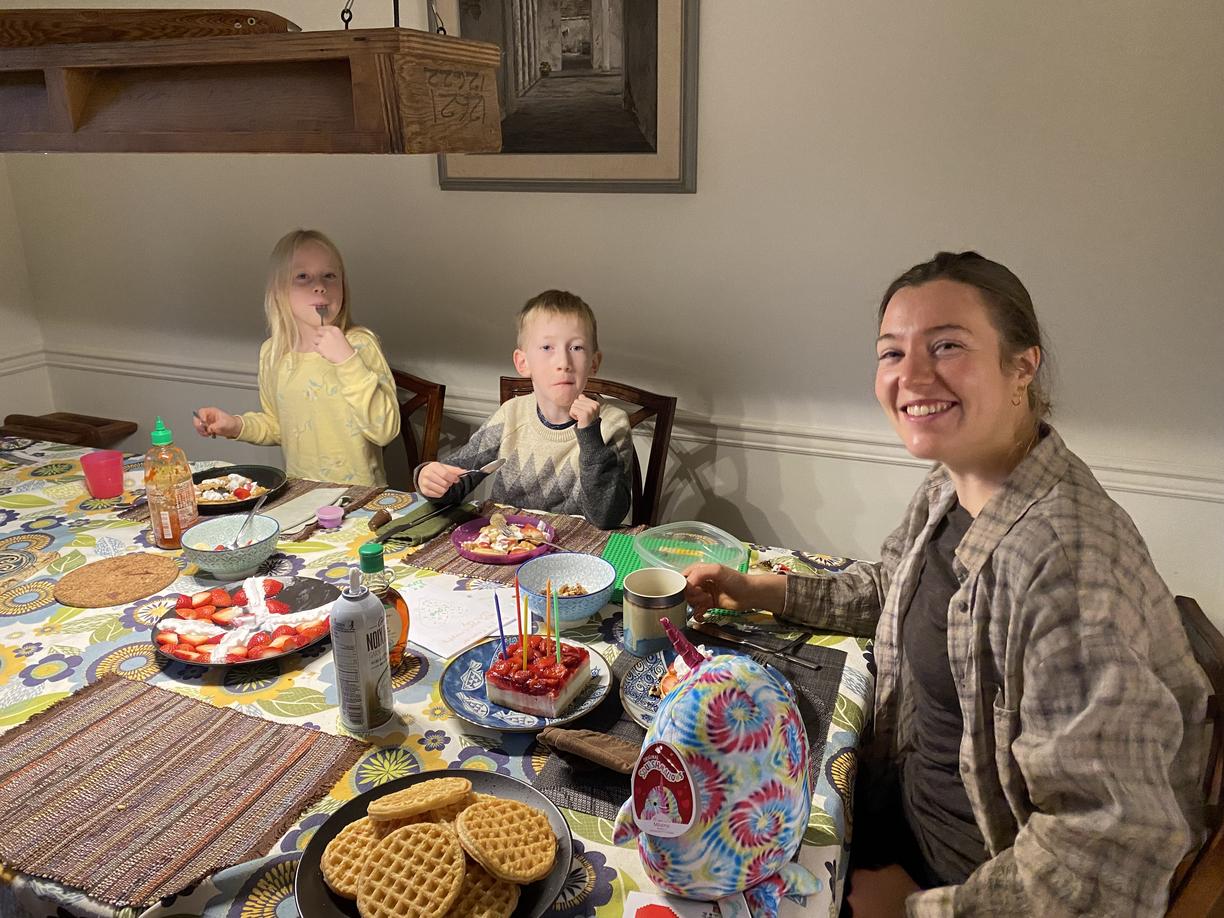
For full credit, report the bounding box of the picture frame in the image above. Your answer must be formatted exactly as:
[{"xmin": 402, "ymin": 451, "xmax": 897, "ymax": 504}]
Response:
[{"xmin": 428, "ymin": 0, "xmax": 699, "ymax": 193}]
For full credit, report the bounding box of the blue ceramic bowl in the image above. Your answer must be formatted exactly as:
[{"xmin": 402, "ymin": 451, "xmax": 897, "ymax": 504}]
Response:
[
  {"xmin": 180, "ymin": 514, "xmax": 280, "ymax": 580},
  {"xmin": 516, "ymin": 552, "xmax": 616, "ymax": 625}
]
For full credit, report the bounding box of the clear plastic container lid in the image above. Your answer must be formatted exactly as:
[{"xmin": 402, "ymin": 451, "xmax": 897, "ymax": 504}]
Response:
[{"xmin": 633, "ymin": 520, "xmax": 748, "ymax": 572}]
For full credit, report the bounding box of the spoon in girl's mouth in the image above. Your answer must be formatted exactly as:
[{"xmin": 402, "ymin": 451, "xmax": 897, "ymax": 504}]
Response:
[{"xmin": 316, "ymin": 305, "xmax": 327, "ymax": 326}]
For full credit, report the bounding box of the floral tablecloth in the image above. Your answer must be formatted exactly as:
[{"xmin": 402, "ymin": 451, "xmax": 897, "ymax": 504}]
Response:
[{"xmin": 0, "ymin": 438, "xmax": 874, "ymax": 918}]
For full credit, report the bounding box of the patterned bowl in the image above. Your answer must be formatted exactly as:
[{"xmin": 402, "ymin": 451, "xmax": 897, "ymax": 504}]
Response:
[
  {"xmin": 180, "ymin": 514, "xmax": 280, "ymax": 580},
  {"xmin": 516, "ymin": 552, "xmax": 616, "ymax": 625}
]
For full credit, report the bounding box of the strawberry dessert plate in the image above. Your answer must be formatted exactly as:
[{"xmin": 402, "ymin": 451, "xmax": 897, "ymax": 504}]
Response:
[{"xmin": 153, "ymin": 575, "xmax": 339, "ymax": 667}]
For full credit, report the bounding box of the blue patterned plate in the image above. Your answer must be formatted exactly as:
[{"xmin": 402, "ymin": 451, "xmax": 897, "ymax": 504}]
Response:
[
  {"xmin": 620, "ymin": 646, "xmax": 769, "ymax": 729},
  {"xmin": 440, "ymin": 637, "xmax": 611, "ymax": 733}
]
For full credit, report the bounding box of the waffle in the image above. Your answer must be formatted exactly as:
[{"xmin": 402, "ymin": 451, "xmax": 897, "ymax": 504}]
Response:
[
  {"xmin": 450, "ymin": 860, "xmax": 521, "ymax": 918},
  {"xmin": 370, "ymin": 791, "xmax": 478, "ymax": 836},
  {"xmin": 356, "ymin": 823, "xmax": 465, "ymax": 918},
  {"xmin": 366, "ymin": 776, "xmax": 472, "ymax": 821},
  {"xmin": 455, "ymin": 797, "xmax": 557, "ymax": 884},
  {"xmin": 320, "ymin": 816, "xmax": 380, "ymax": 900}
]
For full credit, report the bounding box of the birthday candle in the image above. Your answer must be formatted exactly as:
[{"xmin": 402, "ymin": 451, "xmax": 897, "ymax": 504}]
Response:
[
  {"xmin": 545, "ymin": 577, "xmax": 552, "ymax": 649},
  {"xmin": 554, "ymin": 588, "xmax": 562, "ymax": 665},
  {"xmin": 521, "ymin": 593, "xmax": 529, "ymax": 669},
  {"xmin": 494, "ymin": 594, "xmax": 507, "ymax": 660}
]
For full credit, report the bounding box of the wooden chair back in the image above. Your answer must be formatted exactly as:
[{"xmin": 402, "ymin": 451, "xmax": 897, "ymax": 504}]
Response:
[
  {"xmin": 1168, "ymin": 595, "xmax": 1224, "ymax": 917},
  {"xmin": 391, "ymin": 370, "xmax": 445, "ymax": 470},
  {"xmin": 498, "ymin": 376, "xmax": 676, "ymax": 526}
]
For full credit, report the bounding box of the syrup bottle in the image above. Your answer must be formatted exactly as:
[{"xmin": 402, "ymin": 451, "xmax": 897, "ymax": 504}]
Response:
[
  {"xmin": 143, "ymin": 416, "xmax": 198, "ymax": 550},
  {"xmin": 358, "ymin": 542, "xmax": 410, "ymax": 667}
]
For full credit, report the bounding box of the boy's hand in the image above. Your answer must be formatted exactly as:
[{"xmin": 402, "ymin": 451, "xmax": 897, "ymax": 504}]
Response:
[
  {"xmin": 570, "ymin": 392, "xmax": 602, "ymax": 428},
  {"xmin": 417, "ymin": 462, "xmax": 465, "ymax": 499},
  {"xmin": 193, "ymin": 406, "xmax": 241, "ymax": 439},
  {"xmin": 308, "ymin": 326, "xmax": 357, "ymax": 365}
]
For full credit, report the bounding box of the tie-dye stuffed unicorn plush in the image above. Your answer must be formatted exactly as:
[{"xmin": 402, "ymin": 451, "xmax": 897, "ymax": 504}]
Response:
[{"xmin": 613, "ymin": 623, "xmax": 819, "ymax": 917}]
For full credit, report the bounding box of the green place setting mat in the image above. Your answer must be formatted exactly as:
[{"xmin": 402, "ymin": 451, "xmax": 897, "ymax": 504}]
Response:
[{"xmin": 601, "ymin": 531, "xmax": 749, "ymax": 604}]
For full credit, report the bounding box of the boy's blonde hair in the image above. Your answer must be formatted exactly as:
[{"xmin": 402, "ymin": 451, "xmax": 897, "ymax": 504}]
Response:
[
  {"xmin": 516, "ymin": 290, "xmax": 599, "ymax": 352},
  {"xmin": 265, "ymin": 229, "xmax": 353, "ymax": 366}
]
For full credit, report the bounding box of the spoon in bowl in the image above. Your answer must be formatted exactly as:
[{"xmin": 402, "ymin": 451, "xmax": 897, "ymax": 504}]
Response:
[{"xmin": 228, "ymin": 493, "xmax": 269, "ymax": 549}]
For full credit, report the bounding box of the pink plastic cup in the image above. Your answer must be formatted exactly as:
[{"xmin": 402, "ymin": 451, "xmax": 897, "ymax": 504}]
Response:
[{"xmin": 80, "ymin": 450, "xmax": 125, "ymax": 499}]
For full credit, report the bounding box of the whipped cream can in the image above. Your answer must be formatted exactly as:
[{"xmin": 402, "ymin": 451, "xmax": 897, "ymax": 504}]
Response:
[{"xmin": 330, "ymin": 569, "xmax": 393, "ymax": 732}]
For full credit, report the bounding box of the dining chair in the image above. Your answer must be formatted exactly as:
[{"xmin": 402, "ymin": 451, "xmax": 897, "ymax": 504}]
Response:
[
  {"xmin": 391, "ymin": 369, "xmax": 446, "ymax": 471},
  {"xmin": 1167, "ymin": 594, "xmax": 1224, "ymax": 917},
  {"xmin": 499, "ymin": 376, "xmax": 677, "ymax": 527}
]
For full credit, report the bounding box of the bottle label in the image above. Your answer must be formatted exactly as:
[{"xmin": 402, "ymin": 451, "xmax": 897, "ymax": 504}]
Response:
[{"xmin": 332, "ymin": 613, "xmax": 393, "ymax": 731}]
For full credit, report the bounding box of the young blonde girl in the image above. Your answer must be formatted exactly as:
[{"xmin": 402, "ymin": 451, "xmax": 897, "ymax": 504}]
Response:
[{"xmin": 194, "ymin": 229, "xmax": 400, "ymax": 486}]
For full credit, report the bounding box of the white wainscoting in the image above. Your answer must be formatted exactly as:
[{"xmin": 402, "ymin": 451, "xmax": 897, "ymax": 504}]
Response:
[{"xmin": 28, "ymin": 346, "xmax": 1224, "ymax": 628}]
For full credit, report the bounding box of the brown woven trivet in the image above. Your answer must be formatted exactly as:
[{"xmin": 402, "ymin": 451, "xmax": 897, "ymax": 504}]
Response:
[
  {"xmin": 405, "ymin": 500, "xmax": 645, "ymax": 586},
  {"xmin": 0, "ymin": 674, "xmax": 364, "ymax": 907},
  {"xmin": 52, "ymin": 552, "xmax": 179, "ymax": 608}
]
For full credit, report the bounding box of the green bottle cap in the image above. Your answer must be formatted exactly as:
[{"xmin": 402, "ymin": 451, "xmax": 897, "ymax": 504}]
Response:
[
  {"xmin": 150, "ymin": 416, "xmax": 174, "ymax": 446},
  {"xmin": 358, "ymin": 541, "xmax": 386, "ymax": 573}
]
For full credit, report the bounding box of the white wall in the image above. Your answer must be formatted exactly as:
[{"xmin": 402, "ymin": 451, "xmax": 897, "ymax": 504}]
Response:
[
  {"xmin": 2, "ymin": 0, "xmax": 1222, "ymax": 623},
  {"xmin": 0, "ymin": 159, "xmax": 52, "ymax": 415}
]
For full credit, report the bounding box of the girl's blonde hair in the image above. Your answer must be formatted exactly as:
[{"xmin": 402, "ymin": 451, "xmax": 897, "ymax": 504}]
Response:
[{"xmin": 265, "ymin": 229, "xmax": 353, "ymax": 366}]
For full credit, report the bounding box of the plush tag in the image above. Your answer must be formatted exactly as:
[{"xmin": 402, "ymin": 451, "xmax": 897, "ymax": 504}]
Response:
[{"xmin": 632, "ymin": 740, "xmax": 698, "ymax": 837}]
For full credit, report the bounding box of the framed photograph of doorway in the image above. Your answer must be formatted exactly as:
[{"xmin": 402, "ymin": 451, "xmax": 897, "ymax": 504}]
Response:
[{"xmin": 428, "ymin": 0, "xmax": 698, "ymax": 192}]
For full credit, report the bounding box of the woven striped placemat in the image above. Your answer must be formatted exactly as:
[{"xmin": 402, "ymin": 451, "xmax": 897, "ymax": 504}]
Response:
[
  {"xmin": 405, "ymin": 500, "xmax": 645, "ymax": 585},
  {"xmin": 0, "ymin": 674, "xmax": 364, "ymax": 907}
]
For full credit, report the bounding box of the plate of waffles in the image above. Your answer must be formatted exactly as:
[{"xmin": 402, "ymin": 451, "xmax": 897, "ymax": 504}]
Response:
[{"xmin": 295, "ymin": 769, "xmax": 573, "ymax": 918}]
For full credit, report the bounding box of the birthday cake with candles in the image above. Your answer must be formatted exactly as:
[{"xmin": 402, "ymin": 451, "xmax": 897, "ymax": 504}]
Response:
[{"xmin": 485, "ymin": 636, "xmax": 592, "ymax": 718}]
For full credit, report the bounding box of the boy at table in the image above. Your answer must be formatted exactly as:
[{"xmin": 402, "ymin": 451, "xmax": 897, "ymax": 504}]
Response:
[{"xmin": 415, "ymin": 290, "xmax": 633, "ymax": 529}]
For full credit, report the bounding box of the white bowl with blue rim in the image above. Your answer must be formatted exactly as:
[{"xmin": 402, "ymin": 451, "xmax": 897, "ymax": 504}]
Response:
[
  {"xmin": 180, "ymin": 514, "xmax": 279, "ymax": 580},
  {"xmin": 516, "ymin": 552, "xmax": 615, "ymax": 625}
]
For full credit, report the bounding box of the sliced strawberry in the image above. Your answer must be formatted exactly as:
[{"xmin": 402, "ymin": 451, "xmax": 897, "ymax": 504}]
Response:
[
  {"xmin": 210, "ymin": 607, "xmax": 241, "ymax": 626},
  {"xmin": 250, "ymin": 646, "xmax": 282, "ymax": 659},
  {"xmin": 225, "ymin": 652, "xmax": 249, "ymax": 664},
  {"xmin": 226, "ymin": 645, "xmax": 249, "ymax": 659},
  {"xmin": 200, "ymin": 634, "xmax": 222, "ymax": 646},
  {"xmin": 209, "ymin": 588, "xmax": 232, "ymax": 608},
  {"xmin": 271, "ymin": 624, "xmax": 297, "ymax": 640},
  {"xmin": 265, "ymin": 599, "xmax": 290, "ymax": 615},
  {"xmin": 268, "ymin": 635, "xmax": 293, "ymax": 651},
  {"xmin": 190, "ymin": 590, "xmax": 213, "ymax": 608},
  {"xmin": 233, "ymin": 486, "xmax": 251, "ymax": 500},
  {"xmin": 154, "ymin": 631, "xmax": 179, "ymax": 645},
  {"xmin": 247, "ymin": 631, "xmax": 272, "ymax": 650},
  {"xmin": 281, "ymin": 635, "xmax": 304, "ymax": 651},
  {"xmin": 232, "ymin": 588, "xmax": 248, "ymax": 606},
  {"xmin": 262, "ymin": 579, "xmax": 284, "ymax": 597},
  {"xmin": 167, "ymin": 646, "xmax": 197, "ymax": 661},
  {"xmin": 175, "ymin": 594, "xmax": 193, "ymax": 610}
]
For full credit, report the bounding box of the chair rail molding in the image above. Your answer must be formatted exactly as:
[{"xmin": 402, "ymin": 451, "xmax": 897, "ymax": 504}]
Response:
[{"xmin": 36, "ymin": 345, "xmax": 1224, "ymax": 505}]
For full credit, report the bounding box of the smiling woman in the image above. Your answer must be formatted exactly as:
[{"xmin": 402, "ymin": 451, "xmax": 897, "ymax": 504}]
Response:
[{"xmin": 682, "ymin": 251, "xmax": 1211, "ymax": 916}]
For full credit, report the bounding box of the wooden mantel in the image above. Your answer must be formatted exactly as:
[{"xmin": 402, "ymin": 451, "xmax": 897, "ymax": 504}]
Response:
[{"xmin": 0, "ymin": 27, "xmax": 503, "ymax": 154}]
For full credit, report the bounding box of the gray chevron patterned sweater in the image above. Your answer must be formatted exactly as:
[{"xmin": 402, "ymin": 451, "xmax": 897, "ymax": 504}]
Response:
[{"xmin": 415, "ymin": 394, "xmax": 633, "ymax": 529}]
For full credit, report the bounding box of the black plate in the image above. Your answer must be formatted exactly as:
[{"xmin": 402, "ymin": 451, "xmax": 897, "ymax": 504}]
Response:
[
  {"xmin": 153, "ymin": 575, "xmax": 339, "ymax": 668},
  {"xmin": 295, "ymin": 769, "xmax": 574, "ymax": 918},
  {"xmin": 192, "ymin": 464, "xmax": 288, "ymax": 514}
]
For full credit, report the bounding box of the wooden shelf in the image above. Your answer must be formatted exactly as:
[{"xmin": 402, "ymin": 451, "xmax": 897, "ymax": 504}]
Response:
[{"xmin": 0, "ymin": 27, "xmax": 502, "ymax": 154}]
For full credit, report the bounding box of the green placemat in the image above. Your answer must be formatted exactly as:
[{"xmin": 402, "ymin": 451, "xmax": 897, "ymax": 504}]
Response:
[{"xmin": 601, "ymin": 532, "xmax": 749, "ymax": 603}]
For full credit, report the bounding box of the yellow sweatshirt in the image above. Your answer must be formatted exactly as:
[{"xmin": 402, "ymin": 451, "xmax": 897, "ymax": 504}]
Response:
[{"xmin": 237, "ymin": 327, "xmax": 400, "ymax": 486}]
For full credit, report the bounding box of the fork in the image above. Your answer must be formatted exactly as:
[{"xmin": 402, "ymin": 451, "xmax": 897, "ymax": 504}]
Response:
[
  {"xmin": 748, "ymin": 648, "xmax": 823, "ymax": 674},
  {"xmin": 491, "ymin": 520, "xmax": 565, "ymax": 552}
]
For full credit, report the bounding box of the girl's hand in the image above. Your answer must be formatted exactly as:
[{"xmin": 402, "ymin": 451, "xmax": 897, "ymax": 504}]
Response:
[
  {"xmin": 845, "ymin": 865, "xmax": 920, "ymax": 917},
  {"xmin": 417, "ymin": 462, "xmax": 465, "ymax": 499},
  {"xmin": 308, "ymin": 326, "xmax": 357, "ymax": 364},
  {"xmin": 569, "ymin": 393, "xmax": 602, "ymax": 428},
  {"xmin": 193, "ymin": 407, "xmax": 241, "ymax": 439}
]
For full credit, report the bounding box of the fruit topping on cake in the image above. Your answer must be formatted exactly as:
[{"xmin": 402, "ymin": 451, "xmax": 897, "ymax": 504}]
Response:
[{"xmin": 485, "ymin": 636, "xmax": 591, "ymax": 718}]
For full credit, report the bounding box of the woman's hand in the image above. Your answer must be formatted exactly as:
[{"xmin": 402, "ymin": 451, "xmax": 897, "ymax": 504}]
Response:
[
  {"xmin": 193, "ymin": 406, "xmax": 241, "ymax": 439},
  {"xmin": 845, "ymin": 865, "xmax": 920, "ymax": 917},
  {"xmin": 307, "ymin": 326, "xmax": 357, "ymax": 364},
  {"xmin": 682, "ymin": 563, "xmax": 786, "ymax": 618},
  {"xmin": 417, "ymin": 462, "xmax": 465, "ymax": 499}
]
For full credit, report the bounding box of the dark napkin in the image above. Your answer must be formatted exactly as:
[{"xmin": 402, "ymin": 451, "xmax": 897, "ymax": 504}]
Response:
[{"xmin": 531, "ymin": 622, "xmax": 846, "ymax": 820}]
